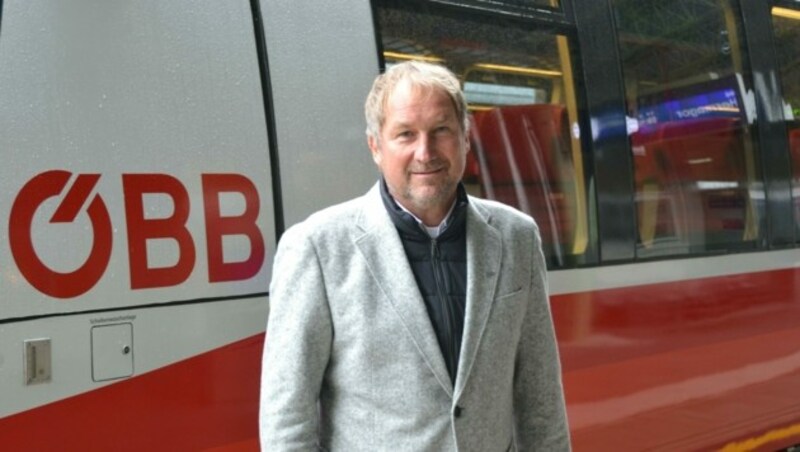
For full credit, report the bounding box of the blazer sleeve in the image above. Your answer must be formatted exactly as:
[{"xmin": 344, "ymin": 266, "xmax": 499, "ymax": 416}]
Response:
[
  {"xmin": 513, "ymin": 224, "xmax": 572, "ymax": 451},
  {"xmin": 260, "ymin": 223, "xmax": 332, "ymax": 451}
]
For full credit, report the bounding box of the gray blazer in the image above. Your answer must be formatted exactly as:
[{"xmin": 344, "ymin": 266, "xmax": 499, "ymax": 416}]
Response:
[{"xmin": 259, "ymin": 183, "xmax": 570, "ymax": 451}]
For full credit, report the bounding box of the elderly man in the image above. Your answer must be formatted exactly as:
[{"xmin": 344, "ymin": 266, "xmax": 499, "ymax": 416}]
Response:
[{"xmin": 260, "ymin": 61, "xmax": 570, "ymax": 451}]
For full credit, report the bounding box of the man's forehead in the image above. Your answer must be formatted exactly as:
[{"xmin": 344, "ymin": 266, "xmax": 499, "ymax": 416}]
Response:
[
  {"xmin": 388, "ymin": 79, "xmax": 445, "ymax": 103},
  {"xmin": 384, "ymin": 82, "xmax": 456, "ymax": 121}
]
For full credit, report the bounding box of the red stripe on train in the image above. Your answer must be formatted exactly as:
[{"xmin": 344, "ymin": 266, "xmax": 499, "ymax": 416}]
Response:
[
  {"xmin": 552, "ymin": 266, "xmax": 800, "ymax": 450},
  {"xmin": 0, "ymin": 334, "xmax": 264, "ymax": 451},
  {"xmin": 5, "ymin": 266, "xmax": 800, "ymax": 451}
]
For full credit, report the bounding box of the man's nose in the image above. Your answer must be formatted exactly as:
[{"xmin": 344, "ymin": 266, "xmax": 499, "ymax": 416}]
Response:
[{"xmin": 414, "ymin": 132, "xmax": 436, "ymax": 161}]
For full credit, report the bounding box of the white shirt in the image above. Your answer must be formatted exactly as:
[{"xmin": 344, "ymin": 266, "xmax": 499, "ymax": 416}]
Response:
[{"xmin": 396, "ymin": 200, "xmax": 457, "ymax": 239}]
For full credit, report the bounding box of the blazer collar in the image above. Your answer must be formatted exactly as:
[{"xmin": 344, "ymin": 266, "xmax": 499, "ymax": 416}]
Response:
[
  {"xmin": 455, "ymin": 200, "xmax": 502, "ymax": 399},
  {"xmin": 354, "ymin": 183, "xmax": 454, "ymax": 396}
]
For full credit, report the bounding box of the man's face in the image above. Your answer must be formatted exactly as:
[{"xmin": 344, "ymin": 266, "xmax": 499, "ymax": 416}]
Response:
[{"xmin": 368, "ymin": 80, "xmax": 469, "ymax": 223}]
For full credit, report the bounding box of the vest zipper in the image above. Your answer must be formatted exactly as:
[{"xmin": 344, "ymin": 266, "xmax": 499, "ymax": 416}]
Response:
[{"xmin": 431, "ymin": 238, "xmax": 457, "ymax": 381}]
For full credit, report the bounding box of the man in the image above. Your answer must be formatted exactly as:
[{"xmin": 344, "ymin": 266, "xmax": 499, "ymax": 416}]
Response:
[{"xmin": 260, "ymin": 61, "xmax": 570, "ymax": 451}]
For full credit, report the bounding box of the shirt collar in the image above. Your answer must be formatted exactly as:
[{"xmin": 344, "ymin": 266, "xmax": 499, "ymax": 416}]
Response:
[{"xmin": 395, "ymin": 198, "xmax": 458, "ymax": 239}]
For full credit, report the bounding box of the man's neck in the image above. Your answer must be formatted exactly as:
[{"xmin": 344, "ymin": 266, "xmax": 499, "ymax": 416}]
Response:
[
  {"xmin": 394, "ymin": 194, "xmax": 456, "ymax": 228},
  {"xmin": 395, "ymin": 198, "xmax": 457, "ymax": 238}
]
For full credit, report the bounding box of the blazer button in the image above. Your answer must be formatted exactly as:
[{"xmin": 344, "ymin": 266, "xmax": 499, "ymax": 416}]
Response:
[{"xmin": 454, "ymin": 406, "xmax": 463, "ymax": 418}]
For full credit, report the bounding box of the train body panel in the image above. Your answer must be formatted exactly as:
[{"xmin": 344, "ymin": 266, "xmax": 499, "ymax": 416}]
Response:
[
  {"xmin": 0, "ymin": 0, "xmax": 376, "ymax": 449},
  {"xmin": 0, "ymin": 299, "xmax": 265, "ymax": 423},
  {"xmin": 0, "ymin": 0, "xmax": 275, "ymax": 319}
]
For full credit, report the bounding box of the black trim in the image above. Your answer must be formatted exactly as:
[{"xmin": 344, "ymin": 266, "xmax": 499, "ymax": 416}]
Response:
[
  {"xmin": 560, "ymin": 0, "xmax": 575, "ymax": 24},
  {"xmin": 427, "ymin": 0, "xmax": 570, "ymax": 25},
  {"xmin": 374, "ymin": 0, "xmax": 574, "ymax": 35},
  {"xmin": 368, "ymin": 1, "xmax": 387, "ymax": 72},
  {"xmin": 250, "ymin": 0, "xmax": 286, "ymax": 240},
  {"xmin": 0, "ymin": 292, "xmax": 269, "ymax": 325},
  {"xmin": 573, "ymin": 0, "xmax": 636, "ymax": 263},
  {"xmin": 740, "ymin": 0, "xmax": 795, "ymax": 247}
]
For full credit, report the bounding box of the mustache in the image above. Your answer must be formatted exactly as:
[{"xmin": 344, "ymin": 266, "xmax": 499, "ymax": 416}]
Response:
[{"xmin": 408, "ymin": 161, "xmax": 448, "ymax": 173}]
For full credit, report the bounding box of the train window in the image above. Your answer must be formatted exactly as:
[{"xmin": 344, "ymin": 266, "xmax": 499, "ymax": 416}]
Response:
[
  {"xmin": 771, "ymin": 6, "xmax": 800, "ymax": 238},
  {"xmin": 612, "ymin": 0, "xmax": 763, "ymax": 258},
  {"xmin": 373, "ymin": 0, "xmax": 595, "ymax": 269}
]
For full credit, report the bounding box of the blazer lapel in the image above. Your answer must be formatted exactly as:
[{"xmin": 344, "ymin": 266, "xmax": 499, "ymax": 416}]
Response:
[
  {"xmin": 454, "ymin": 201, "xmax": 502, "ymax": 399},
  {"xmin": 353, "ymin": 184, "xmax": 453, "ymax": 396}
]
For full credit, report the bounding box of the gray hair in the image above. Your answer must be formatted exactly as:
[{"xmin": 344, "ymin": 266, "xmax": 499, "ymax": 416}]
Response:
[{"xmin": 365, "ymin": 61, "xmax": 468, "ymax": 142}]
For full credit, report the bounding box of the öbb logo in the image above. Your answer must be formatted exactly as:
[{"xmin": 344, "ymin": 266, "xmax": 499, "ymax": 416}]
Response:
[{"xmin": 9, "ymin": 170, "xmax": 265, "ymax": 299}]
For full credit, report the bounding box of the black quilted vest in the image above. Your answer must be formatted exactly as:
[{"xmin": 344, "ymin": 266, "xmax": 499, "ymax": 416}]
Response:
[{"xmin": 380, "ymin": 179, "xmax": 468, "ymax": 385}]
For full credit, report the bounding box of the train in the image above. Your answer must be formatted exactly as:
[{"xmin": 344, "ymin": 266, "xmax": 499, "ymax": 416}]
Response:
[{"xmin": 1, "ymin": 0, "xmax": 799, "ymax": 450}]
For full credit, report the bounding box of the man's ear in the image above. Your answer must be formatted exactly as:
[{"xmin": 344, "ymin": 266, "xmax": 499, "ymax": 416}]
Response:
[{"xmin": 368, "ymin": 135, "xmax": 382, "ymax": 166}]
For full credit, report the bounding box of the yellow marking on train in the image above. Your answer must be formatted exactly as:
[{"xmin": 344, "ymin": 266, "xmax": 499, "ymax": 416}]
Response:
[
  {"xmin": 720, "ymin": 423, "xmax": 800, "ymax": 452},
  {"xmin": 467, "ymin": 104, "xmax": 496, "ymax": 112},
  {"xmin": 773, "ymin": 6, "xmax": 800, "ymax": 21},
  {"xmin": 383, "ymin": 51, "xmax": 443, "ymax": 63},
  {"xmin": 473, "ymin": 63, "xmax": 562, "ymax": 77}
]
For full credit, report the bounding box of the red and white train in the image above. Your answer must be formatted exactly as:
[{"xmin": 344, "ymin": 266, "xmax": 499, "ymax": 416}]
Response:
[{"xmin": 2, "ymin": 0, "xmax": 800, "ymax": 450}]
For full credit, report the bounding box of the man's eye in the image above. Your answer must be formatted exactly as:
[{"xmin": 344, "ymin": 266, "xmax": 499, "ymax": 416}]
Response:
[{"xmin": 396, "ymin": 131, "xmax": 413, "ymax": 139}]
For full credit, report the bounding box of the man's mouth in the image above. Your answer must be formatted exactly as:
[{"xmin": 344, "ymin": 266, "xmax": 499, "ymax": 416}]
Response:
[{"xmin": 411, "ymin": 167, "xmax": 444, "ymax": 175}]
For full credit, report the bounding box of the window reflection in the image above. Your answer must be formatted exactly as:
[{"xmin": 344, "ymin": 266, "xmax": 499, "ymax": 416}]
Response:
[
  {"xmin": 612, "ymin": 0, "xmax": 762, "ymax": 257},
  {"xmin": 375, "ymin": 2, "xmax": 593, "ymax": 268},
  {"xmin": 771, "ymin": 7, "xmax": 800, "ymax": 237}
]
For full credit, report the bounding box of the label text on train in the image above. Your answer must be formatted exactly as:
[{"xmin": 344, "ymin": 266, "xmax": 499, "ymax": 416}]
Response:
[{"xmin": 9, "ymin": 170, "xmax": 265, "ymax": 299}]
